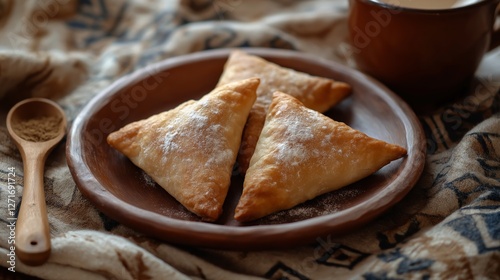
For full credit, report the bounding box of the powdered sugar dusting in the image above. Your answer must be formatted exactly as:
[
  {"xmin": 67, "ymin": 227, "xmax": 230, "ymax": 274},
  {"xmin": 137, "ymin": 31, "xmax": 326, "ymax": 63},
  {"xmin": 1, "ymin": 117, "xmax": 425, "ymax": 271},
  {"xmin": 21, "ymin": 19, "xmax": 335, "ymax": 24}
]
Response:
[
  {"xmin": 161, "ymin": 125, "xmax": 180, "ymax": 153},
  {"xmin": 272, "ymin": 102, "xmax": 331, "ymax": 165},
  {"xmin": 158, "ymin": 100, "xmax": 233, "ymax": 168},
  {"xmin": 160, "ymin": 110, "xmax": 208, "ymax": 154}
]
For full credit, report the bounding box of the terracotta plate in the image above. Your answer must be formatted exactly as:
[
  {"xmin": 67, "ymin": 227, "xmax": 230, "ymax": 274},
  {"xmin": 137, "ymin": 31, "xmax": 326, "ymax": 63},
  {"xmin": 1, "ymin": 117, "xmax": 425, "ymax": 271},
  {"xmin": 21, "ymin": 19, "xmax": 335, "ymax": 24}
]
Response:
[{"xmin": 66, "ymin": 48, "xmax": 426, "ymax": 250}]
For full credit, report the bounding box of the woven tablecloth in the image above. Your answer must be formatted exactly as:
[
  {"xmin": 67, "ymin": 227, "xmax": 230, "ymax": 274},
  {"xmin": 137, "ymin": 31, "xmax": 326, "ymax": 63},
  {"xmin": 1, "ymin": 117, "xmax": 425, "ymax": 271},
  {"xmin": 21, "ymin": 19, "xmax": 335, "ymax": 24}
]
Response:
[{"xmin": 1, "ymin": 0, "xmax": 499, "ymax": 279}]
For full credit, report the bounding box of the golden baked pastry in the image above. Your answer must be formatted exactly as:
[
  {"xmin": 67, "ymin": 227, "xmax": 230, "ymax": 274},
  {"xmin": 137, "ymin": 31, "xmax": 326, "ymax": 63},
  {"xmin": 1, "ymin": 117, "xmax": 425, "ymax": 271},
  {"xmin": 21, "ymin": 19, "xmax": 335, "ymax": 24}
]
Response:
[
  {"xmin": 217, "ymin": 50, "xmax": 352, "ymax": 174},
  {"xmin": 234, "ymin": 92, "xmax": 407, "ymax": 222},
  {"xmin": 107, "ymin": 78, "xmax": 259, "ymax": 221}
]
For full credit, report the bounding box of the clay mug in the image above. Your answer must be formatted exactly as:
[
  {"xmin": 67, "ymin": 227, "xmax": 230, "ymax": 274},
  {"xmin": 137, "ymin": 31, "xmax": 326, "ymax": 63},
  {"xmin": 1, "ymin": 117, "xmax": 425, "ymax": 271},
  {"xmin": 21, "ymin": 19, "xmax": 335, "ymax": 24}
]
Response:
[{"xmin": 347, "ymin": 0, "xmax": 500, "ymax": 107}]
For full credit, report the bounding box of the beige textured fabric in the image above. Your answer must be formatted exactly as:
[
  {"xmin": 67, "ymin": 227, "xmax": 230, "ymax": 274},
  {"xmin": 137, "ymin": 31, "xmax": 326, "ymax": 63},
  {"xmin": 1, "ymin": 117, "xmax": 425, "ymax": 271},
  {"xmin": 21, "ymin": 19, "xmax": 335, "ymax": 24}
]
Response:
[{"xmin": 0, "ymin": 0, "xmax": 499, "ymax": 279}]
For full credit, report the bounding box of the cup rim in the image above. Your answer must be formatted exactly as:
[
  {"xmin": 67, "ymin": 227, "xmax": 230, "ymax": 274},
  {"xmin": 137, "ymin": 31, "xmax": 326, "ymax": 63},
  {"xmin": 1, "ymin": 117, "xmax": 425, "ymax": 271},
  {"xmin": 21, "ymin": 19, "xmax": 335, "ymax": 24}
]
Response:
[{"xmin": 360, "ymin": 0, "xmax": 499, "ymax": 14}]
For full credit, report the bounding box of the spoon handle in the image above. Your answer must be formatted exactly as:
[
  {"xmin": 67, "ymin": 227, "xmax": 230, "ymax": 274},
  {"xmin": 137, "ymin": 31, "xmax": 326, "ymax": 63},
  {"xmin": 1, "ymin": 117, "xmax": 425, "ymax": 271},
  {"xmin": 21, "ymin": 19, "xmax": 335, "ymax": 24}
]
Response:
[{"xmin": 16, "ymin": 154, "xmax": 51, "ymax": 266}]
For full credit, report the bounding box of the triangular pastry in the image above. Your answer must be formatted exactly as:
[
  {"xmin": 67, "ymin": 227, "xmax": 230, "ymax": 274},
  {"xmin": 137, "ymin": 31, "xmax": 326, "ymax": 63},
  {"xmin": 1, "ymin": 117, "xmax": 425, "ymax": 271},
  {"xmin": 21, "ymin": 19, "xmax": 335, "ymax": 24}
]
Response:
[
  {"xmin": 234, "ymin": 92, "xmax": 407, "ymax": 222},
  {"xmin": 217, "ymin": 50, "xmax": 352, "ymax": 174},
  {"xmin": 107, "ymin": 78, "xmax": 259, "ymax": 221}
]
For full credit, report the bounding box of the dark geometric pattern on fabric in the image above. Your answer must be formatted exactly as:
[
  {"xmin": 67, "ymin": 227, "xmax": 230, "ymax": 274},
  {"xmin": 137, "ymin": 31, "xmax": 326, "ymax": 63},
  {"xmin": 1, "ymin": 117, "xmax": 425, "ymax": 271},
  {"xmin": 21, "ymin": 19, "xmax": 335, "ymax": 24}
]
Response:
[
  {"xmin": 377, "ymin": 248, "xmax": 434, "ymax": 275},
  {"xmin": 446, "ymin": 209, "xmax": 500, "ymax": 254},
  {"xmin": 420, "ymin": 87, "xmax": 499, "ymax": 155},
  {"xmin": 265, "ymin": 262, "xmax": 310, "ymax": 280},
  {"xmin": 315, "ymin": 244, "xmax": 369, "ymax": 269}
]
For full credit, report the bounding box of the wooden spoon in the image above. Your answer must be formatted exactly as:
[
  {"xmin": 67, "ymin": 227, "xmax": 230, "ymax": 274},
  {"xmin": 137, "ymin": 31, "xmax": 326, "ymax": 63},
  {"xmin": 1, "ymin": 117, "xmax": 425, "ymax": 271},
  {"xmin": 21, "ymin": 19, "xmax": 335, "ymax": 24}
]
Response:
[{"xmin": 6, "ymin": 98, "xmax": 67, "ymax": 266}]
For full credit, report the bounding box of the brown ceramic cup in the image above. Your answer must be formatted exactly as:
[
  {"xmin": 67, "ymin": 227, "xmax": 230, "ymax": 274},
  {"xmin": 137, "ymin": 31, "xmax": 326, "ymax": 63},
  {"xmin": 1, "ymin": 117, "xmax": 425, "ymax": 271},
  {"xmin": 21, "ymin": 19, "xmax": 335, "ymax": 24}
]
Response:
[{"xmin": 347, "ymin": 0, "xmax": 500, "ymax": 106}]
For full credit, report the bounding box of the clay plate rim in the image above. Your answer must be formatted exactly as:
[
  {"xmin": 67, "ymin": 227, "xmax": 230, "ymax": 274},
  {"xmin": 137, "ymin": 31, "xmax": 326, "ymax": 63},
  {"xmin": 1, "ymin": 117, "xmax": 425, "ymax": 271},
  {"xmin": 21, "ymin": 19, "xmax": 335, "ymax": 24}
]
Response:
[{"xmin": 66, "ymin": 48, "xmax": 426, "ymax": 250}]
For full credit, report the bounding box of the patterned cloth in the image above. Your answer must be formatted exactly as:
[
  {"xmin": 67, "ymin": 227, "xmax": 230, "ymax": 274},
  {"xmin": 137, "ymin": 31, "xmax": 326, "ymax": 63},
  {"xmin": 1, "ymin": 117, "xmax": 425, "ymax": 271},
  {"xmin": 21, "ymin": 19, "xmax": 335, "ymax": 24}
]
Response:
[{"xmin": 1, "ymin": 0, "xmax": 499, "ymax": 279}]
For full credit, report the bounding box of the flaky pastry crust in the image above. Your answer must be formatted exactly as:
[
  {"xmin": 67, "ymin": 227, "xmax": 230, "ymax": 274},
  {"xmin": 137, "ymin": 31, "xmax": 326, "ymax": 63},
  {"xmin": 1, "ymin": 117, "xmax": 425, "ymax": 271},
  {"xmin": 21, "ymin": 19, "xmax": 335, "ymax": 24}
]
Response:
[
  {"xmin": 217, "ymin": 50, "xmax": 352, "ymax": 174},
  {"xmin": 234, "ymin": 92, "xmax": 407, "ymax": 222},
  {"xmin": 107, "ymin": 78, "xmax": 259, "ymax": 221}
]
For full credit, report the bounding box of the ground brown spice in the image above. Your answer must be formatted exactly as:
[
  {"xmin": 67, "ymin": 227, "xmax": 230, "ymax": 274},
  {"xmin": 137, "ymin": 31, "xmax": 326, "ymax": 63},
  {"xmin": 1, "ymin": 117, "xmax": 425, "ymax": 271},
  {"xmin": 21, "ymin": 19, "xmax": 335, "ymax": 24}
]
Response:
[{"xmin": 12, "ymin": 115, "xmax": 62, "ymax": 142}]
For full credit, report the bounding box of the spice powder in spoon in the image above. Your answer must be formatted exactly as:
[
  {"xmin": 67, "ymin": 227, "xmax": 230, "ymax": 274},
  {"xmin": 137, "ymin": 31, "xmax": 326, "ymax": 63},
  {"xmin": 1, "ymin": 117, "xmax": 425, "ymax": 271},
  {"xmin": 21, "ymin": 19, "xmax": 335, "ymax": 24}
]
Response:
[{"xmin": 12, "ymin": 116, "xmax": 62, "ymax": 142}]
